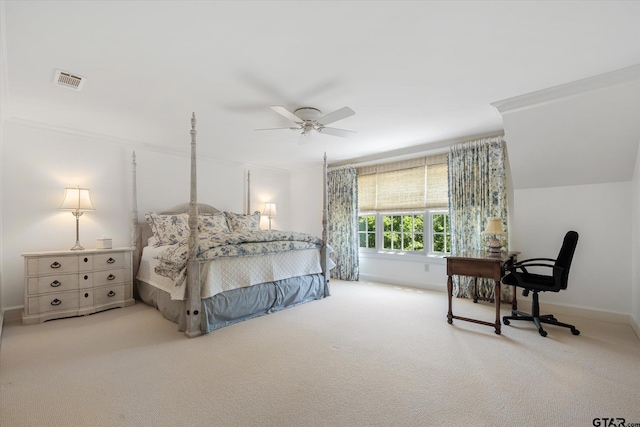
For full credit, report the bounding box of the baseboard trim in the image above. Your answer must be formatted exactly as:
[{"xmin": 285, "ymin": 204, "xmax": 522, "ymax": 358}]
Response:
[
  {"xmin": 358, "ymin": 274, "xmax": 446, "ymax": 293},
  {"xmin": 3, "ymin": 305, "xmax": 22, "ymax": 322},
  {"xmin": 0, "ymin": 310, "xmax": 4, "ymax": 350},
  {"xmin": 537, "ymin": 301, "xmax": 631, "ymax": 325},
  {"xmin": 358, "ymin": 275, "xmax": 638, "ymax": 333},
  {"xmin": 630, "ymin": 316, "xmax": 640, "ymax": 340}
]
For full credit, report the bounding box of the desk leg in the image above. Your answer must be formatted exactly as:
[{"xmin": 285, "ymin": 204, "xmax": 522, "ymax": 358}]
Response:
[
  {"xmin": 447, "ymin": 275, "xmax": 453, "ymax": 324},
  {"xmin": 472, "ymin": 277, "xmax": 478, "ymax": 303},
  {"xmin": 494, "ymin": 280, "xmax": 501, "ymax": 335}
]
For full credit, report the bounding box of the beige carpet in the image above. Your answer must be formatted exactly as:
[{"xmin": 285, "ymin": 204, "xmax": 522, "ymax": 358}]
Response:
[{"xmin": 1, "ymin": 280, "xmax": 639, "ymax": 427}]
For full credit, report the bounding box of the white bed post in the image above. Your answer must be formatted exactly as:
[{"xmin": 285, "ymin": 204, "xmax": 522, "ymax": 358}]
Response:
[
  {"xmin": 185, "ymin": 113, "xmax": 202, "ymax": 338},
  {"xmin": 130, "ymin": 151, "xmax": 140, "ymax": 293},
  {"xmin": 246, "ymin": 170, "xmax": 251, "ymax": 215},
  {"xmin": 321, "ymin": 153, "xmax": 331, "ymax": 296}
]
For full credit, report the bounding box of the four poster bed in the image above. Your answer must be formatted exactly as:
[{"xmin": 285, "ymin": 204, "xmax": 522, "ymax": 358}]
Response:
[{"xmin": 131, "ymin": 114, "xmax": 332, "ymax": 337}]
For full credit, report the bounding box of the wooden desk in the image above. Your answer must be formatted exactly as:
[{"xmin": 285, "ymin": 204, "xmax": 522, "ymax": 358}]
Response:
[{"xmin": 446, "ymin": 252, "xmax": 518, "ymax": 334}]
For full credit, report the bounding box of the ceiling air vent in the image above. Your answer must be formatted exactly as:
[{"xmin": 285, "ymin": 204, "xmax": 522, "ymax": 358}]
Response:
[{"xmin": 54, "ymin": 70, "xmax": 85, "ymax": 91}]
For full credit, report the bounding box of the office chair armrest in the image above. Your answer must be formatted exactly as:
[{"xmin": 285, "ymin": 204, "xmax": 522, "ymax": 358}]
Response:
[
  {"xmin": 514, "ymin": 258, "xmax": 557, "ymax": 266},
  {"xmin": 508, "ymin": 264, "xmax": 566, "ymax": 290}
]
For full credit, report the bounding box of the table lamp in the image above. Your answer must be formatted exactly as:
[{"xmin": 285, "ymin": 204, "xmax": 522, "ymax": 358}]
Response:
[
  {"xmin": 60, "ymin": 186, "xmax": 95, "ymax": 250},
  {"xmin": 483, "ymin": 217, "xmax": 506, "ymax": 253},
  {"xmin": 262, "ymin": 202, "xmax": 277, "ymax": 230}
]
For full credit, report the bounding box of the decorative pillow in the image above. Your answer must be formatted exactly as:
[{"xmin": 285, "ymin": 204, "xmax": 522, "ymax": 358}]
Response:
[
  {"xmin": 145, "ymin": 213, "xmax": 190, "ymax": 246},
  {"xmin": 199, "ymin": 213, "xmax": 229, "ymax": 233},
  {"xmin": 224, "ymin": 211, "xmax": 261, "ymax": 232}
]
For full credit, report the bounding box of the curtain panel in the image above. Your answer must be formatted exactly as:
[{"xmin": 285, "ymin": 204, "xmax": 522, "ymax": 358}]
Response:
[
  {"xmin": 447, "ymin": 137, "xmax": 511, "ymax": 300},
  {"xmin": 327, "ymin": 166, "xmax": 359, "ymax": 281}
]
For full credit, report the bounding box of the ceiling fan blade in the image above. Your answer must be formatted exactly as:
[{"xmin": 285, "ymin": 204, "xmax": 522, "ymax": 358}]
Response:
[
  {"xmin": 254, "ymin": 127, "xmax": 300, "ymax": 132},
  {"xmin": 318, "ymin": 126, "xmax": 357, "ymax": 138},
  {"xmin": 270, "ymin": 106, "xmax": 302, "ymax": 123},
  {"xmin": 317, "ymin": 106, "xmax": 355, "ymax": 126}
]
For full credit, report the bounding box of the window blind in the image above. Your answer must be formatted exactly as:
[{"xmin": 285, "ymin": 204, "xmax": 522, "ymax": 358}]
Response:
[{"xmin": 357, "ymin": 153, "xmax": 448, "ymax": 212}]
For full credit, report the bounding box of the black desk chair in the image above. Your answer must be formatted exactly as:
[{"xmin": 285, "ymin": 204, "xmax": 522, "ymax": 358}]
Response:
[{"xmin": 502, "ymin": 231, "xmax": 580, "ymax": 337}]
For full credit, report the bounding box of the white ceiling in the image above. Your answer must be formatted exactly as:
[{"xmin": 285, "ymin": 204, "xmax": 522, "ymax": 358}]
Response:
[{"xmin": 2, "ymin": 1, "xmax": 640, "ymax": 172}]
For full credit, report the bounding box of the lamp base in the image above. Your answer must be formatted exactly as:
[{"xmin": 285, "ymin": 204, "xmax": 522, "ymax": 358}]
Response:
[
  {"xmin": 70, "ymin": 242, "xmax": 85, "ymax": 251},
  {"xmin": 487, "ymin": 237, "xmax": 503, "ymax": 253}
]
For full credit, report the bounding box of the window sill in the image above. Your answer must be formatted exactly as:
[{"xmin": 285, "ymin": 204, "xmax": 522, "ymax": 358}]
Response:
[{"xmin": 359, "ymin": 250, "xmax": 447, "ymax": 265}]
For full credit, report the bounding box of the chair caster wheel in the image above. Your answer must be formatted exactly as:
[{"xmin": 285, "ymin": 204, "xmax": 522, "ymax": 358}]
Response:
[
  {"xmin": 539, "ymin": 329, "xmax": 547, "ymax": 337},
  {"xmin": 503, "ymin": 318, "xmax": 510, "ymax": 325},
  {"xmin": 571, "ymin": 329, "xmax": 580, "ymax": 335}
]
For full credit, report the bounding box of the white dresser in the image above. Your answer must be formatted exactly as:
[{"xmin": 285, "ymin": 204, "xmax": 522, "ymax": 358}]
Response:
[{"xmin": 22, "ymin": 248, "xmax": 135, "ymax": 325}]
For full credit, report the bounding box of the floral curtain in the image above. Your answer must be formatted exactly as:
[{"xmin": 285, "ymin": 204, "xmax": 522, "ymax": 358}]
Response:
[
  {"xmin": 448, "ymin": 137, "xmax": 511, "ymax": 300},
  {"xmin": 327, "ymin": 166, "xmax": 359, "ymax": 281}
]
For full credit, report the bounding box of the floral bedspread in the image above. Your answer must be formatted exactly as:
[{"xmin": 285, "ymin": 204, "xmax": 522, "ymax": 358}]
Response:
[{"xmin": 154, "ymin": 230, "xmax": 324, "ymax": 287}]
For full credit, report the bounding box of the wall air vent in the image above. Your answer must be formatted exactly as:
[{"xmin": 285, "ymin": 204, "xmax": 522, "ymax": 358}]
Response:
[{"xmin": 54, "ymin": 70, "xmax": 85, "ymax": 91}]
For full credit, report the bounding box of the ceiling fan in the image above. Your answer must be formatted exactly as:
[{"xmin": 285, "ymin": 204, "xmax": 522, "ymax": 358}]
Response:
[{"xmin": 255, "ymin": 105, "xmax": 356, "ymax": 143}]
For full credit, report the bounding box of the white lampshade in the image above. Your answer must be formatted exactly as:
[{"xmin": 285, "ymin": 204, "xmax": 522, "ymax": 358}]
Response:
[
  {"xmin": 263, "ymin": 202, "xmax": 277, "ymax": 218},
  {"xmin": 60, "ymin": 186, "xmax": 95, "ymax": 211},
  {"xmin": 484, "ymin": 217, "xmax": 505, "ymax": 235}
]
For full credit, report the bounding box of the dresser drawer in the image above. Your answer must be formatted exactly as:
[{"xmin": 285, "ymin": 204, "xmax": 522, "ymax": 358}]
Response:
[
  {"xmin": 94, "ymin": 252, "xmax": 126, "ymax": 269},
  {"xmin": 27, "ymin": 291, "xmax": 80, "ymax": 315},
  {"xmin": 92, "ymin": 268, "xmax": 130, "ymax": 287},
  {"xmin": 27, "ymin": 273, "xmax": 79, "ymax": 295},
  {"xmin": 28, "ymin": 255, "xmax": 79, "ymax": 276},
  {"xmin": 94, "ymin": 284, "xmax": 125, "ymax": 306}
]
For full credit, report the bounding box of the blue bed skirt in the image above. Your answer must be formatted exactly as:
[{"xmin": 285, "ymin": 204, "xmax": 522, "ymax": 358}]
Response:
[{"xmin": 136, "ymin": 273, "xmax": 329, "ymax": 334}]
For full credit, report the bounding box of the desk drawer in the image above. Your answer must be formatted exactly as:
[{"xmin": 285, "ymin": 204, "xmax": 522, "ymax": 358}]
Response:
[{"xmin": 447, "ymin": 258, "xmax": 501, "ymax": 279}]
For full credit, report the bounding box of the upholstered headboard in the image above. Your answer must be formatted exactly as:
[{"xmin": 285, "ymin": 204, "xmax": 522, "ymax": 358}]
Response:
[{"xmin": 137, "ymin": 203, "xmax": 220, "ymax": 251}]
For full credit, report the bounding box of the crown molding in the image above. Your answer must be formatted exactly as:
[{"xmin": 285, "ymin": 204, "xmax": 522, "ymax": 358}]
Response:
[
  {"xmin": 5, "ymin": 116, "xmax": 294, "ymax": 173},
  {"xmin": 492, "ymin": 64, "xmax": 640, "ymax": 114}
]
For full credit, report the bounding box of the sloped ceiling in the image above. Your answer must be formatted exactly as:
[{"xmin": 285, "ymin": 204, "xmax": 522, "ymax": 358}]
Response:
[
  {"xmin": 495, "ymin": 67, "xmax": 640, "ymax": 189},
  {"xmin": 2, "ymin": 1, "xmax": 639, "ymax": 179}
]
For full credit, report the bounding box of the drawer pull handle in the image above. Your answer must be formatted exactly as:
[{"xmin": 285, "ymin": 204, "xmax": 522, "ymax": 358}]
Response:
[
  {"xmin": 84, "ymin": 293, "xmax": 89, "ymax": 298},
  {"xmin": 108, "ymin": 290, "xmax": 116, "ymax": 297},
  {"xmin": 51, "ymin": 298, "xmax": 62, "ymax": 306},
  {"xmin": 107, "ymin": 274, "xmax": 116, "ymax": 280},
  {"xmin": 50, "ymin": 262, "xmax": 61, "ymax": 269},
  {"xmin": 107, "ymin": 258, "xmax": 116, "ymax": 264},
  {"xmin": 50, "ymin": 280, "xmax": 61, "ymax": 287}
]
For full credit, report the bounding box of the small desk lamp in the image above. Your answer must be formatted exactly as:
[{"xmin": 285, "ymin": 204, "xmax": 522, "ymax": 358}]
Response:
[
  {"xmin": 60, "ymin": 186, "xmax": 95, "ymax": 250},
  {"xmin": 262, "ymin": 202, "xmax": 277, "ymax": 230},
  {"xmin": 483, "ymin": 217, "xmax": 506, "ymax": 253}
]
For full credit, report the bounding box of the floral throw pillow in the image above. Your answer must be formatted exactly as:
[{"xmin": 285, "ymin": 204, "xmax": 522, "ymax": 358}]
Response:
[
  {"xmin": 145, "ymin": 213, "xmax": 190, "ymax": 246},
  {"xmin": 224, "ymin": 211, "xmax": 261, "ymax": 232},
  {"xmin": 199, "ymin": 213, "xmax": 229, "ymax": 233}
]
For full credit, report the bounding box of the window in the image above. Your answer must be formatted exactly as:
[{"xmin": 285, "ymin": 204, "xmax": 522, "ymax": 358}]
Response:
[
  {"xmin": 358, "ymin": 154, "xmax": 451, "ymax": 254},
  {"xmin": 358, "ymin": 215, "xmax": 376, "ymax": 249},
  {"xmin": 357, "ymin": 154, "xmax": 450, "ymax": 256},
  {"xmin": 430, "ymin": 211, "xmax": 450, "ymax": 254},
  {"xmin": 382, "ymin": 213, "xmax": 423, "ymax": 251}
]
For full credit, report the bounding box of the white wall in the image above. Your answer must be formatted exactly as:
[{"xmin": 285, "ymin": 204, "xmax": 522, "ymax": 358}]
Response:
[
  {"xmin": 632, "ymin": 141, "xmax": 640, "ymax": 332},
  {"xmin": 0, "ymin": 120, "xmax": 291, "ymax": 313},
  {"xmin": 290, "ymin": 166, "xmax": 324, "ymax": 237},
  {"xmin": 359, "ymin": 255, "xmax": 448, "ymax": 292},
  {"xmin": 512, "ymin": 182, "xmax": 632, "ymax": 315}
]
